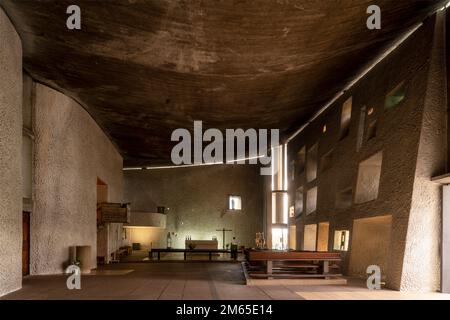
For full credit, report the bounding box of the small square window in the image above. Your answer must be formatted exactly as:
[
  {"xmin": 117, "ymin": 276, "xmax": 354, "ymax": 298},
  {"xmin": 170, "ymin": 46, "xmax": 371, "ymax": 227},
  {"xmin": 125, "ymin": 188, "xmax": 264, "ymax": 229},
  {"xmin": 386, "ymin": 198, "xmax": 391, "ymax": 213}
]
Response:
[
  {"xmin": 385, "ymin": 82, "xmax": 406, "ymax": 109},
  {"xmin": 355, "ymin": 151, "xmax": 383, "ymax": 203},
  {"xmin": 295, "ymin": 187, "xmax": 304, "ymax": 215},
  {"xmin": 340, "ymin": 97, "xmax": 352, "ymax": 140},
  {"xmin": 228, "ymin": 195, "xmax": 241, "ymax": 210},
  {"xmin": 306, "ymin": 187, "xmax": 318, "ymax": 215},
  {"xmin": 303, "ymin": 224, "xmax": 318, "ymax": 251},
  {"xmin": 333, "ymin": 230, "xmax": 350, "ymax": 251}
]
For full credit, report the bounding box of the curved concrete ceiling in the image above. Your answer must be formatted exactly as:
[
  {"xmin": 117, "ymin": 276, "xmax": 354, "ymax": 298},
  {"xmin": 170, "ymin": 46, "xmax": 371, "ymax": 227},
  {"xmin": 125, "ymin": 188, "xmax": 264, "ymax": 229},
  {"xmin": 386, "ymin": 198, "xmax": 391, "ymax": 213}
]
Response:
[{"xmin": 0, "ymin": 0, "xmax": 444, "ymax": 166}]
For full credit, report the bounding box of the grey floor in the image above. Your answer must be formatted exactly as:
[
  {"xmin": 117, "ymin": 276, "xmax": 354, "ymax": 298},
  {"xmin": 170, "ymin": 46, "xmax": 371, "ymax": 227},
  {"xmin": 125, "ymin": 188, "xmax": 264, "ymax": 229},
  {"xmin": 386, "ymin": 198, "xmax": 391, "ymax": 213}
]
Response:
[
  {"xmin": 3, "ymin": 262, "xmax": 448, "ymax": 300},
  {"xmin": 1, "ymin": 262, "xmax": 329, "ymax": 300}
]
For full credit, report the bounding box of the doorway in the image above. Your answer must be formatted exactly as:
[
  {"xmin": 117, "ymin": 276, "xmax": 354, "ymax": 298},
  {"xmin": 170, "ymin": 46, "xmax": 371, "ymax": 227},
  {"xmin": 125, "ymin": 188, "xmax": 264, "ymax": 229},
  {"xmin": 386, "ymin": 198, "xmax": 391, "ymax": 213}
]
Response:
[{"xmin": 22, "ymin": 212, "xmax": 30, "ymax": 276}]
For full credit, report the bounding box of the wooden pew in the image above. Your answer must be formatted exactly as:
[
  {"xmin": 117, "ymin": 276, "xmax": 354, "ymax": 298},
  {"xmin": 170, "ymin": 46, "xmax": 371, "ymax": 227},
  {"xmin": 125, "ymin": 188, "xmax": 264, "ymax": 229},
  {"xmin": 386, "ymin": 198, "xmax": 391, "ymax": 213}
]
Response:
[{"xmin": 244, "ymin": 249, "xmax": 342, "ymax": 279}]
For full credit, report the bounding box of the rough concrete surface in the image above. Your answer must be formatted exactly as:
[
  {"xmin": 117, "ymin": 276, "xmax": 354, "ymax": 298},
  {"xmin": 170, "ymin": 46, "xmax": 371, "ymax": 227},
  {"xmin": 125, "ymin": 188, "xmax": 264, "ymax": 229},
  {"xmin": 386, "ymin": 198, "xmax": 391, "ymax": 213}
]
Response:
[
  {"xmin": 0, "ymin": 7, "xmax": 22, "ymax": 297},
  {"xmin": 124, "ymin": 165, "xmax": 263, "ymax": 249},
  {"xmin": 32, "ymin": 83, "xmax": 123, "ymax": 274},
  {"xmin": 401, "ymin": 12, "xmax": 447, "ymax": 292},
  {"xmin": 0, "ymin": 1, "xmax": 443, "ymax": 165},
  {"xmin": 287, "ymin": 16, "xmax": 444, "ymax": 291}
]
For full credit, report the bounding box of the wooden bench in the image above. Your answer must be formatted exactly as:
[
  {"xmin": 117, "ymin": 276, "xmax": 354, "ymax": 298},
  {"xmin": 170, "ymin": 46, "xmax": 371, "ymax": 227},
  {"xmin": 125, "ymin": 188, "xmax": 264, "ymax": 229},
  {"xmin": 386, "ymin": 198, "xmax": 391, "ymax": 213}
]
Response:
[
  {"xmin": 150, "ymin": 248, "xmax": 236, "ymax": 261},
  {"xmin": 244, "ymin": 249, "xmax": 342, "ymax": 279}
]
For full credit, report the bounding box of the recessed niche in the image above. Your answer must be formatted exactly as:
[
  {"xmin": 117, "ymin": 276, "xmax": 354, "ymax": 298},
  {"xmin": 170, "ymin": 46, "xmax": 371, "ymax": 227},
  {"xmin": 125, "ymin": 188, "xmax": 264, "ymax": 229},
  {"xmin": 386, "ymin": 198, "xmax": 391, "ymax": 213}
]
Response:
[
  {"xmin": 356, "ymin": 106, "xmax": 367, "ymax": 152},
  {"xmin": 336, "ymin": 187, "xmax": 352, "ymax": 209},
  {"xmin": 319, "ymin": 149, "xmax": 333, "ymax": 172},
  {"xmin": 306, "ymin": 187, "xmax": 317, "ymax": 215},
  {"xmin": 385, "ymin": 81, "xmax": 406, "ymax": 109},
  {"xmin": 348, "ymin": 215, "xmax": 392, "ymax": 279},
  {"xmin": 290, "ymin": 160, "xmax": 295, "ymax": 181},
  {"xmin": 296, "ymin": 146, "xmax": 306, "ymax": 174},
  {"xmin": 317, "ymin": 222, "xmax": 330, "ymax": 252},
  {"xmin": 355, "ymin": 151, "xmax": 383, "ymax": 203},
  {"xmin": 303, "ymin": 224, "xmax": 317, "ymax": 251},
  {"xmin": 367, "ymin": 120, "xmax": 377, "ymax": 140},
  {"xmin": 306, "ymin": 144, "xmax": 318, "ymax": 182},
  {"xmin": 295, "ymin": 187, "xmax": 304, "ymax": 215},
  {"xmin": 333, "ymin": 230, "xmax": 350, "ymax": 251},
  {"xmin": 340, "ymin": 96, "xmax": 352, "ymax": 140}
]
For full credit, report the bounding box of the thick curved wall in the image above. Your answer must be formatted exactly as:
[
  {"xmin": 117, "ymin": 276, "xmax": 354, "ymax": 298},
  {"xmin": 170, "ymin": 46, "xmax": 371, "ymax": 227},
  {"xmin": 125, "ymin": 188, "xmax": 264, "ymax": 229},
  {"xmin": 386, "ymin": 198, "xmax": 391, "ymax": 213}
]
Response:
[
  {"xmin": 0, "ymin": 8, "xmax": 22, "ymax": 297},
  {"xmin": 32, "ymin": 84, "xmax": 123, "ymax": 274}
]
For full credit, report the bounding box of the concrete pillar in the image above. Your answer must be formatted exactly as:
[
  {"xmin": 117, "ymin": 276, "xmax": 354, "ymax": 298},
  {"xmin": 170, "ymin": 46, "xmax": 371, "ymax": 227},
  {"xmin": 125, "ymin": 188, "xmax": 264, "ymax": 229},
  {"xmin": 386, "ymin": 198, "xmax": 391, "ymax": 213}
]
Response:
[{"xmin": 401, "ymin": 12, "xmax": 447, "ymax": 292}]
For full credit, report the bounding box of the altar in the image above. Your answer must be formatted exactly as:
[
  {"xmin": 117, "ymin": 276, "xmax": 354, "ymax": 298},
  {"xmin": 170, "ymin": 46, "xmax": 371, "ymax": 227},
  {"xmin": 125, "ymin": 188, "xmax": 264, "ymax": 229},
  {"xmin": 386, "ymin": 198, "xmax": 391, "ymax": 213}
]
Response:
[{"xmin": 185, "ymin": 239, "xmax": 218, "ymax": 250}]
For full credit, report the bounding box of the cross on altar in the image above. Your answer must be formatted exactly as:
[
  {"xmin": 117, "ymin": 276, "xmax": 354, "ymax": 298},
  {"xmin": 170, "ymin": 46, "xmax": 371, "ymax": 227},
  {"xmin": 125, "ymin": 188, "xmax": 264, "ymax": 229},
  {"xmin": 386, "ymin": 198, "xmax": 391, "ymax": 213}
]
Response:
[{"xmin": 216, "ymin": 228, "xmax": 232, "ymax": 249}]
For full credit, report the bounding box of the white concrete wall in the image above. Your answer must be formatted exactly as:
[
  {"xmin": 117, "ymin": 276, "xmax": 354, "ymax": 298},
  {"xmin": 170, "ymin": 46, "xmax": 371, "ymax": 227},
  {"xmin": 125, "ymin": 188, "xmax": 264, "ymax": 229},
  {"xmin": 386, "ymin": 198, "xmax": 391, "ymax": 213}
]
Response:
[
  {"xmin": 0, "ymin": 8, "xmax": 22, "ymax": 297},
  {"xmin": 32, "ymin": 84, "xmax": 124, "ymax": 274},
  {"xmin": 401, "ymin": 12, "xmax": 447, "ymax": 292}
]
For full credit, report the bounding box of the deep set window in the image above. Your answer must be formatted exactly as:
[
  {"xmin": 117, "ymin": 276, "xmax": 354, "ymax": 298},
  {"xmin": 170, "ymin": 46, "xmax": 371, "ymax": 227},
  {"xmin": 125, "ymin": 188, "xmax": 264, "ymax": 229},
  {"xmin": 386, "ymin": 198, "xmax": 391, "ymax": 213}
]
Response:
[
  {"xmin": 385, "ymin": 81, "xmax": 406, "ymax": 109},
  {"xmin": 306, "ymin": 144, "xmax": 318, "ymax": 182},
  {"xmin": 333, "ymin": 230, "xmax": 350, "ymax": 251},
  {"xmin": 306, "ymin": 187, "xmax": 318, "ymax": 215},
  {"xmin": 355, "ymin": 151, "xmax": 383, "ymax": 203},
  {"xmin": 295, "ymin": 187, "xmax": 304, "ymax": 215},
  {"xmin": 228, "ymin": 195, "xmax": 242, "ymax": 210},
  {"xmin": 340, "ymin": 96, "xmax": 352, "ymax": 139}
]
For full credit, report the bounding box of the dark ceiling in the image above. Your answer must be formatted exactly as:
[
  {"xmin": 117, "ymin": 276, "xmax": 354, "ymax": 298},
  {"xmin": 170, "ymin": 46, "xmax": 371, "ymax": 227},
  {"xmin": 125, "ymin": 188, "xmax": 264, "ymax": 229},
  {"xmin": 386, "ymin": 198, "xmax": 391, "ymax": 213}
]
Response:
[{"xmin": 0, "ymin": 0, "xmax": 444, "ymax": 166}]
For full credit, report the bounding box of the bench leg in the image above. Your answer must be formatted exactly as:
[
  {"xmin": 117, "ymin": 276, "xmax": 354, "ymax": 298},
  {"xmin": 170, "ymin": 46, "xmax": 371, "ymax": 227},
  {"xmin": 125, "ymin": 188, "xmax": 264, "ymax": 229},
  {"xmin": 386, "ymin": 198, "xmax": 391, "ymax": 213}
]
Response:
[
  {"xmin": 323, "ymin": 261, "xmax": 329, "ymax": 279},
  {"xmin": 267, "ymin": 261, "xmax": 273, "ymax": 279},
  {"xmin": 184, "ymin": 252, "xmax": 186, "ymax": 260},
  {"xmin": 209, "ymin": 252, "xmax": 212, "ymax": 260},
  {"xmin": 158, "ymin": 252, "xmax": 160, "ymax": 260}
]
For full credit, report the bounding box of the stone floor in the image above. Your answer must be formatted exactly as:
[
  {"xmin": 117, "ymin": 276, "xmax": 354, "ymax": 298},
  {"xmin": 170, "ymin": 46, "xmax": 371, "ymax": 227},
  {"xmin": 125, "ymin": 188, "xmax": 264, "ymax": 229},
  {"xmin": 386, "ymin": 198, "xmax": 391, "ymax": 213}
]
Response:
[{"xmin": 2, "ymin": 262, "xmax": 450, "ymax": 300}]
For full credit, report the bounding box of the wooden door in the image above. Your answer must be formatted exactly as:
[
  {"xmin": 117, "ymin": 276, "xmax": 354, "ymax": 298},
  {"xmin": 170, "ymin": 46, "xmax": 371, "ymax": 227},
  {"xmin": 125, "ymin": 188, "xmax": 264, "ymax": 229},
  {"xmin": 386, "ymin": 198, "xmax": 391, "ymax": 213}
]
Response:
[{"xmin": 22, "ymin": 212, "xmax": 30, "ymax": 276}]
